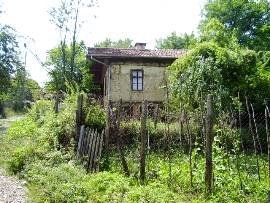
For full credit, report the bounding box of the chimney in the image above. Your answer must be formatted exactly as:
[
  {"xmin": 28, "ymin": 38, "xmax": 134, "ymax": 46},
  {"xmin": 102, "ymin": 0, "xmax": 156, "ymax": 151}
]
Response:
[{"xmin": 134, "ymin": 42, "xmax": 146, "ymax": 50}]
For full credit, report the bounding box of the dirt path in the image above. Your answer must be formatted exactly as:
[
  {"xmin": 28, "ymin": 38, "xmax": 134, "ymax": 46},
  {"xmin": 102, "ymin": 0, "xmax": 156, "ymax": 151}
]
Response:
[
  {"xmin": 0, "ymin": 116, "xmax": 24, "ymax": 133},
  {"xmin": 0, "ymin": 169, "xmax": 27, "ymax": 203},
  {"xmin": 0, "ymin": 116, "xmax": 27, "ymax": 203}
]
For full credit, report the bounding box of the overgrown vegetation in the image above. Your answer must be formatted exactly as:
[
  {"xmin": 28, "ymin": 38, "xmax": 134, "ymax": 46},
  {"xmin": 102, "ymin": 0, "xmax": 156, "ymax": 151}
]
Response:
[
  {"xmin": 0, "ymin": 93, "xmax": 269, "ymax": 202},
  {"xmin": 1, "ymin": 0, "xmax": 270, "ymax": 202}
]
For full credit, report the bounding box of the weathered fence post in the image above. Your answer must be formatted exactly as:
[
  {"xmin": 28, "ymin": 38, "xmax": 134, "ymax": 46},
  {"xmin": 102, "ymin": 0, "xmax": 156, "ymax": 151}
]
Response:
[
  {"xmin": 205, "ymin": 94, "xmax": 214, "ymax": 194},
  {"xmin": 154, "ymin": 104, "xmax": 159, "ymax": 129},
  {"xmin": 186, "ymin": 112, "xmax": 193, "ymax": 187},
  {"xmin": 245, "ymin": 96, "xmax": 261, "ymax": 181},
  {"xmin": 251, "ymin": 103, "xmax": 263, "ymax": 155},
  {"xmin": 265, "ymin": 106, "xmax": 270, "ymax": 181},
  {"xmin": 105, "ymin": 100, "xmax": 111, "ymax": 150},
  {"xmin": 140, "ymin": 100, "xmax": 147, "ymax": 184},
  {"xmin": 75, "ymin": 94, "xmax": 84, "ymax": 151},
  {"xmin": 76, "ymin": 125, "xmax": 85, "ymax": 158},
  {"xmin": 54, "ymin": 94, "xmax": 60, "ymax": 113},
  {"xmin": 116, "ymin": 99, "xmax": 130, "ymax": 176}
]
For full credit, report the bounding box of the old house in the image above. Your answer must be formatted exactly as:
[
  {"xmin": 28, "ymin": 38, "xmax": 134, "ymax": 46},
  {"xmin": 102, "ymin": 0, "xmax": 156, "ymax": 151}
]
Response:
[{"xmin": 87, "ymin": 43, "xmax": 184, "ymax": 112}]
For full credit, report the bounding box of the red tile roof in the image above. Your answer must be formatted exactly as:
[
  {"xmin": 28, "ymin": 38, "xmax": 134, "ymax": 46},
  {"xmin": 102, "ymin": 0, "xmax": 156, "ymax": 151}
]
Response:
[{"xmin": 88, "ymin": 47, "xmax": 185, "ymax": 59}]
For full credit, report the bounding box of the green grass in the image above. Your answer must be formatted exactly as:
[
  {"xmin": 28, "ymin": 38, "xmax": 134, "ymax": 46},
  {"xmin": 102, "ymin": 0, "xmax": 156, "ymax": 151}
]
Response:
[{"xmin": 0, "ymin": 131, "xmax": 12, "ymax": 171}]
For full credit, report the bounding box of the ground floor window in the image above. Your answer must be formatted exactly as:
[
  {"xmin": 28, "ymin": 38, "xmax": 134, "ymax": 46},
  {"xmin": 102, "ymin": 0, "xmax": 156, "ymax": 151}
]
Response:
[{"xmin": 131, "ymin": 70, "xmax": 143, "ymax": 91}]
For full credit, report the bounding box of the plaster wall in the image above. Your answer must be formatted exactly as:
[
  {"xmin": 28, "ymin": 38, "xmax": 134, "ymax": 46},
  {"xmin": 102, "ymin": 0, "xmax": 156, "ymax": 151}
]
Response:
[{"xmin": 106, "ymin": 63, "xmax": 166, "ymax": 102}]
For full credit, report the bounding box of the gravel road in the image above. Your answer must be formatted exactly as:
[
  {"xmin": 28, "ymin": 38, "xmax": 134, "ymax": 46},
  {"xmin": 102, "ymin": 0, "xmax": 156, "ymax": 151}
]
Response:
[
  {"xmin": 0, "ymin": 169, "xmax": 27, "ymax": 203},
  {"xmin": 0, "ymin": 116, "xmax": 27, "ymax": 202}
]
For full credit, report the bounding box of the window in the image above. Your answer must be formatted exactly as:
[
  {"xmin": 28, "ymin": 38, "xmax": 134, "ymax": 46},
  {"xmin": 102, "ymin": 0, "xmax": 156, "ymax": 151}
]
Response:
[{"xmin": 131, "ymin": 70, "xmax": 143, "ymax": 91}]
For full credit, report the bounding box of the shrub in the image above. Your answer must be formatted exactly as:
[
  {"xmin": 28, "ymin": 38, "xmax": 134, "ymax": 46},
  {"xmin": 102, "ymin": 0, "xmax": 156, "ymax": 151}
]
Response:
[
  {"xmin": 9, "ymin": 146, "xmax": 33, "ymax": 174},
  {"xmin": 28, "ymin": 99, "xmax": 54, "ymax": 123},
  {"xmin": 85, "ymin": 102, "xmax": 106, "ymax": 130}
]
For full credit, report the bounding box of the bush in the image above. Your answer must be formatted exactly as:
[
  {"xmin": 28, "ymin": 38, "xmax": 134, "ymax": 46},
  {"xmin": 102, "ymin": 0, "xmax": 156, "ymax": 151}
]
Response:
[
  {"xmin": 119, "ymin": 119, "xmax": 198, "ymax": 151},
  {"xmin": 9, "ymin": 146, "xmax": 33, "ymax": 174},
  {"xmin": 25, "ymin": 161, "xmax": 182, "ymax": 203},
  {"xmin": 28, "ymin": 99, "xmax": 54, "ymax": 123},
  {"xmin": 85, "ymin": 102, "xmax": 106, "ymax": 131}
]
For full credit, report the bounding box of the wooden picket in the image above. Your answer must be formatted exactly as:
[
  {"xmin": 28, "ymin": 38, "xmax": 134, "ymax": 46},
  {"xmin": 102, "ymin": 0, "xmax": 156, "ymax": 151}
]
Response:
[{"xmin": 77, "ymin": 125, "xmax": 104, "ymax": 172}]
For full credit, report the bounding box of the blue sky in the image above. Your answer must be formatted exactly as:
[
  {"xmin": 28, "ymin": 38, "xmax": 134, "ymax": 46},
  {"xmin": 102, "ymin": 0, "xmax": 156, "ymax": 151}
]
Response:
[{"xmin": 1, "ymin": 0, "xmax": 206, "ymax": 86}]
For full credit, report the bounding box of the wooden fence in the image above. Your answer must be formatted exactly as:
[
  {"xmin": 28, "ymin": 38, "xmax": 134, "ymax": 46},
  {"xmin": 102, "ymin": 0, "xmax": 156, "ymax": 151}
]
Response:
[{"xmin": 76, "ymin": 125, "xmax": 104, "ymax": 172}]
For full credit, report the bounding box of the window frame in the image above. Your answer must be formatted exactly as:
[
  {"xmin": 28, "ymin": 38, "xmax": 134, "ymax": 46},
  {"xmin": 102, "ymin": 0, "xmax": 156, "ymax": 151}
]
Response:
[{"xmin": 131, "ymin": 69, "xmax": 144, "ymax": 91}]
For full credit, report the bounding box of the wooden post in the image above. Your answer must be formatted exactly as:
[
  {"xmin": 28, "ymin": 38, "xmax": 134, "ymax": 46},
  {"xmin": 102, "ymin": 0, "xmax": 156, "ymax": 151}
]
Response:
[
  {"xmin": 104, "ymin": 100, "xmax": 111, "ymax": 150},
  {"xmin": 88, "ymin": 129, "xmax": 98, "ymax": 172},
  {"xmin": 154, "ymin": 104, "xmax": 159, "ymax": 129},
  {"xmin": 140, "ymin": 100, "xmax": 147, "ymax": 184},
  {"xmin": 265, "ymin": 107, "xmax": 270, "ymax": 181},
  {"xmin": 76, "ymin": 125, "xmax": 85, "ymax": 158},
  {"xmin": 75, "ymin": 94, "xmax": 83, "ymax": 151},
  {"xmin": 96, "ymin": 130, "xmax": 104, "ymax": 172},
  {"xmin": 54, "ymin": 94, "xmax": 60, "ymax": 113},
  {"xmin": 245, "ymin": 96, "xmax": 260, "ymax": 181},
  {"xmin": 116, "ymin": 99, "xmax": 130, "ymax": 176},
  {"xmin": 186, "ymin": 113, "xmax": 193, "ymax": 187},
  {"xmin": 205, "ymin": 94, "xmax": 214, "ymax": 194}
]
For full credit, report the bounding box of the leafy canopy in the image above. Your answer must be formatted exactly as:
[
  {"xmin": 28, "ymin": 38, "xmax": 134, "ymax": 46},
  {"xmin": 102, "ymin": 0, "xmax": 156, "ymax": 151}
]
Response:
[
  {"xmin": 0, "ymin": 25, "xmax": 21, "ymax": 98},
  {"xmin": 201, "ymin": 0, "xmax": 270, "ymax": 51},
  {"xmin": 45, "ymin": 41, "xmax": 95, "ymax": 93},
  {"xmin": 94, "ymin": 38, "xmax": 133, "ymax": 48},
  {"xmin": 168, "ymin": 42, "xmax": 270, "ymax": 109},
  {"xmin": 156, "ymin": 32, "xmax": 197, "ymax": 49}
]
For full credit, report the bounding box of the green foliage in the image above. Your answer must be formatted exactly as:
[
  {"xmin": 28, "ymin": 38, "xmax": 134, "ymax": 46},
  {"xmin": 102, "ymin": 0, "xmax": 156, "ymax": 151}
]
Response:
[
  {"xmin": 9, "ymin": 146, "xmax": 36, "ymax": 174},
  {"xmin": 94, "ymin": 38, "xmax": 133, "ymax": 48},
  {"xmin": 0, "ymin": 25, "xmax": 21, "ymax": 98},
  {"xmin": 156, "ymin": 31, "xmax": 197, "ymax": 49},
  {"xmin": 0, "ymin": 24, "xmax": 40, "ymax": 113},
  {"xmin": 199, "ymin": 18, "xmax": 239, "ymax": 49},
  {"xmin": 9, "ymin": 69, "xmax": 41, "ymax": 112},
  {"xmin": 85, "ymin": 101, "xmax": 106, "ymax": 130},
  {"xmin": 201, "ymin": 0, "xmax": 270, "ymax": 51},
  {"xmin": 105, "ymin": 148, "xmax": 268, "ymax": 203},
  {"xmin": 28, "ymin": 99, "xmax": 54, "ymax": 122},
  {"xmin": 45, "ymin": 41, "xmax": 96, "ymax": 93},
  {"xmin": 48, "ymin": 0, "xmax": 96, "ymax": 94},
  {"xmin": 1, "ymin": 94, "xmax": 268, "ymax": 202},
  {"xmin": 168, "ymin": 42, "xmax": 270, "ymax": 109}
]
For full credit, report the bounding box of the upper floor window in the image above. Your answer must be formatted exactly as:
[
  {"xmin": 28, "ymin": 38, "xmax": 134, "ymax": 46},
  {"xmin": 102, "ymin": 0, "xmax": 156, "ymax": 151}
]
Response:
[{"xmin": 131, "ymin": 70, "xmax": 143, "ymax": 91}]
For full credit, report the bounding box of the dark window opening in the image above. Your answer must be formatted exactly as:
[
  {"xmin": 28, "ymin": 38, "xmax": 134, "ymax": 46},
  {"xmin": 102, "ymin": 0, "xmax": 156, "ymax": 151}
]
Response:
[{"xmin": 131, "ymin": 70, "xmax": 143, "ymax": 91}]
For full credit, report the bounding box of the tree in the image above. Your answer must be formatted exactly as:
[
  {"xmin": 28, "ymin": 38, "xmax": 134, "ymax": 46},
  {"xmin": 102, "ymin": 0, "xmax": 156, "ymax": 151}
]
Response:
[
  {"xmin": 94, "ymin": 38, "xmax": 133, "ymax": 48},
  {"xmin": 201, "ymin": 0, "xmax": 270, "ymax": 51},
  {"xmin": 199, "ymin": 18, "xmax": 239, "ymax": 49},
  {"xmin": 0, "ymin": 25, "xmax": 22, "ymax": 116},
  {"xmin": 49, "ymin": 0, "xmax": 96, "ymax": 92},
  {"xmin": 0, "ymin": 25, "xmax": 21, "ymax": 96},
  {"xmin": 155, "ymin": 32, "xmax": 197, "ymax": 49},
  {"xmin": 10, "ymin": 71, "xmax": 41, "ymax": 111},
  {"xmin": 168, "ymin": 42, "xmax": 270, "ymax": 109},
  {"xmin": 45, "ymin": 41, "xmax": 96, "ymax": 93}
]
